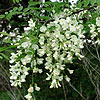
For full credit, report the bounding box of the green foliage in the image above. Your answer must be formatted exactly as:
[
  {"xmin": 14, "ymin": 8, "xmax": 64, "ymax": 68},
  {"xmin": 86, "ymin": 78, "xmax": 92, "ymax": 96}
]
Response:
[
  {"xmin": 0, "ymin": 31, "xmax": 16, "ymax": 61},
  {"xmin": 13, "ymin": 0, "xmax": 22, "ymax": 3},
  {"xmin": 0, "ymin": 15, "xmax": 5, "ymax": 19},
  {"xmin": 0, "ymin": 92, "xmax": 11, "ymax": 100},
  {"xmin": 76, "ymin": 0, "xmax": 100, "ymax": 8},
  {"xmin": 0, "ymin": 0, "xmax": 70, "ymax": 21}
]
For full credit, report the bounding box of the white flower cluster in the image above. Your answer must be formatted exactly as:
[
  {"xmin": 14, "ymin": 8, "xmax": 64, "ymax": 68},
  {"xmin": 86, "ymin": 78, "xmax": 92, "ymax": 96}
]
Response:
[
  {"xmin": 9, "ymin": 19, "xmax": 43, "ymax": 89},
  {"xmin": 9, "ymin": 8, "xmax": 100, "ymax": 99},
  {"xmin": 25, "ymin": 86, "xmax": 33, "ymax": 100},
  {"xmin": 9, "ymin": 52, "xmax": 30, "ymax": 87},
  {"xmin": 9, "ymin": 37, "xmax": 32, "ymax": 87},
  {"xmin": 25, "ymin": 84, "xmax": 40, "ymax": 100},
  {"xmin": 9, "ymin": 13, "xmax": 85, "ymax": 90},
  {"xmin": 38, "ymin": 14, "xmax": 85, "ymax": 88},
  {"xmin": 88, "ymin": 17, "xmax": 100, "ymax": 45},
  {"xmin": 24, "ymin": 19, "xmax": 35, "ymax": 33},
  {"xmin": 68, "ymin": 0, "xmax": 78, "ymax": 5}
]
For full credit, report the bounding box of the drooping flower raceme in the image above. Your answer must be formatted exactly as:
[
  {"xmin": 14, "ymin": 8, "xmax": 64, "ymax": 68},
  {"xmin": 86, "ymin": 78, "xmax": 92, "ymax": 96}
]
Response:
[
  {"xmin": 10, "ymin": 14, "xmax": 85, "ymax": 88},
  {"xmin": 9, "ymin": 7, "xmax": 100, "ymax": 99},
  {"xmin": 38, "ymin": 15, "xmax": 85, "ymax": 88}
]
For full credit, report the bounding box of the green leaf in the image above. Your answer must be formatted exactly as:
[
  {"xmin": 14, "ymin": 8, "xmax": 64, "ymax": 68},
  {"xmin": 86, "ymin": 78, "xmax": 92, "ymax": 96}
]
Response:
[
  {"xmin": 45, "ymin": 1, "xmax": 57, "ymax": 5},
  {"xmin": 0, "ymin": 15, "xmax": 5, "ymax": 19},
  {"xmin": 6, "ymin": 11, "xmax": 20, "ymax": 20},
  {"xmin": 7, "ymin": 45, "xmax": 17, "ymax": 49},
  {"xmin": 97, "ymin": 0, "xmax": 100, "ymax": 5},
  {"xmin": 18, "ymin": 6, "xmax": 23, "ymax": 11},
  {"xmin": 0, "ymin": 56, "xmax": 3, "ymax": 60},
  {"xmin": 13, "ymin": 0, "xmax": 15, "ymax": 3},
  {"xmin": 16, "ymin": 0, "xmax": 20, "ymax": 3},
  {"xmin": 0, "ymin": 32, "xmax": 9, "ymax": 36},
  {"xmin": 0, "ymin": 45, "xmax": 16, "ymax": 52},
  {"xmin": 43, "ymin": 8, "xmax": 53, "ymax": 12},
  {"xmin": 6, "ymin": 14, "xmax": 12, "ymax": 21},
  {"xmin": 31, "ymin": 7, "xmax": 41, "ymax": 10},
  {"xmin": 0, "ymin": 53, "xmax": 9, "ymax": 60},
  {"xmin": 0, "ymin": 47, "xmax": 8, "ymax": 52},
  {"xmin": 13, "ymin": 7, "xmax": 18, "ymax": 11},
  {"xmin": 38, "ymin": 16, "xmax": 50, "ymax": 20},
  {"xmin": 9, "ymin": 10, "xmax": 13, "ymax": 13},
  {"xmin": 83, "ymin": 0, "xmax": 90, "ymax": 7},
  {"xmin": 13, "ymin": 0, "xmax": 22, "ymax": 3},
  {"xmin": 76, "ymin": 1, "xmax": 82, "ymax": 8},
  {"xmin": 23, "ymin": 7, "xmax": 32, "ymax": 12},
  {"xmin": 90, "ymin": 0, "xmax": 96, "ymax": 6},
  {"xmin": 29, "ymin": 1, "xmax": 41, "ymax": 6},
  {"xmin": 3, "ymin": 38, "xmax": 12, "ymax": 43}
]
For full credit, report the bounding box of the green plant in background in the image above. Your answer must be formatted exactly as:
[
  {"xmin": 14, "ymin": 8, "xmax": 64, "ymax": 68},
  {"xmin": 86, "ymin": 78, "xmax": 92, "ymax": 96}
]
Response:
[
  {"xmin": 77, "ymin": 0, "xmax": 100, "ymax": 7},
  {"xmin": 13, "ymin": 0, "xmax": 22, "ymax": 3}
]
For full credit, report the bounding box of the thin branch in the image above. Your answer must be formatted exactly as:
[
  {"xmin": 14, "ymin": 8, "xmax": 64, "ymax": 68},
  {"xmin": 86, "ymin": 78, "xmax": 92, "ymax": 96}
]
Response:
[
  {"xmin": 62, "ymin": 81, "xmax": 67, "ymax": 100},
  {"xmin": 0, "ymin": 4, "xmax": 14, "ymax": 14},
  {"xmin": 69, "ymin": 5, "xmax": 97, "ymax": 16},
  {"xmin": 68, "ymin": 82, "xmax": 86, "ymax": 100}
]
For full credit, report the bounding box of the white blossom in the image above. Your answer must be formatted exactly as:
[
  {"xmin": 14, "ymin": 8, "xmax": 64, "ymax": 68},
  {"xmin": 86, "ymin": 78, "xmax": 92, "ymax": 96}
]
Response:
[
  {"xmin": 35, "ymin": 84, "xmax": 40, "ymax": 91},
  {"xmin": 40, "ymin": 26, "xmax": 47, "ymax": 32},
  {"xmin": 65, "ymin": 75, "xmax": 70, "ymax": 82},
  {"xmin": 25, "ymin": 93, "xmax": 32, "ymax": 100},
  {"xmin": 28, "ymin": 86, "xmax": 34, "ymax": 93},
  {"xmin": 96, "ymin": 17, "xmax": 100, "ymax": 27},
  {"xmin": 21, "ymin": 55, "xmax": 32, "ymax": 65},
  {"xmin": 21, "ymin": 41, "xmax": 31, "ymax": 49},
  {"xmin": 28, "ymin": 19, "xmax": 35, "ymax": 28}
]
